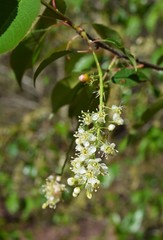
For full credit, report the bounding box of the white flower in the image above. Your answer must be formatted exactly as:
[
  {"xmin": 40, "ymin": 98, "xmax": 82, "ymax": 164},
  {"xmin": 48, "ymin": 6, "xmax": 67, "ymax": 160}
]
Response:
[
  {"xmin": 113, "ymin": 113, "xmax": 120, "ymax": 121},
  {"xmin": 112, "ymin": 113, "xmax": 124, "ymax": 125},
  {"xmin": 67, "ymin": 177, "xmax": 75, "ymax": 186},
  {"xmin": 111, "ymin": 105, "xmax": 123, "ymax": 114},
  {"xmin": 108, "ymin": 124, "xmax": 115, "ymax": 131},
  {"xmin": 100, "ymin": 142, "xmax": 118, "ymax": 156},
  {"xmin": 86, "ymin": 191, "xmax": 92, "ymax": 199},
  {"xmin": 100, "ymin": 163, "xmax": 108, "ymax": 175},
  {"xmin": 80, "ymin": 112, "xmax": 92, "ymax": 125},
  {"xmin": 91, "ymin": 111, "xmax": 106, "ymax": 123},
  {"xmin": 73, "ymin": 187, "xmax": 81, "ymax": 197},
  {"xmin": 70, "ymin": 158, "xmax": 87, "ymax": 175},
  {"xmin": 98, "ymin": 110, "xmax": 106, "ymax": 123},
  {"xmin": 77, "ymin": 127, "xmax": 85, "ymax": 134},
  {"xmin": 83, "ymin": 141, "xmax": 90, "ymax": 147},
  {"xmin": 75, "ymin": 144, "xmax": 83, "ymax": 152},
  {"xmin": 91, "ymin": 112, "xmax": 99, "ymax": 121},
  {"xmin": 78, "ymin": 154, "xmax": 87, "ymax": 161},
  {"xmin": 88, "ymin": 133, "xmax": 96, "ymax": 142},
  {"xmin": 116, "ymin": 118, "xmax": 124, "ymax": 125},
  {"xmin": 88, "ymin": 145, "xmax": 96, "ymax": 154},
  {"xmin": 42, "ymin": 175, "xmax": 66, "ymax": 209}
]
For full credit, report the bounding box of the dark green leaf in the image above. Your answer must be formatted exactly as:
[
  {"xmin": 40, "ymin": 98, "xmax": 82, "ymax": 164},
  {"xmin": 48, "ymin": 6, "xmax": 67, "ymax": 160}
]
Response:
[
  {"xmin": 68, "ymin": 84, "xmax": 99, "ymax": 117},
  {"xmin": 42, "ymin": 0, "xmax": 66, "ymax": 21},
  {"xmin": 93, "ymin": 23, "xmax": 124, "ymax": 49},
  {"xmin": 10, "ymin": 32, "xmax": 44, "ymax": 87},
  {"xmin": 112, "ymin": 68, "xmax": 148, "ymax": 87},
  {"xmin": 0, "ymin": 0, "xmax": 41, "ymax": 54},
  {"xmin": 10, "ymin": 5, "xmax": 57, "ymax": 86},
  {"xmin": 51, "ymin": 73, "xmax": 104, "ymax": 117},
  {"xmin": 0, "ymin": 0, "xmax": 18, "ymax": 36},
  {"xmin": 35, "ymin": 1, "xmax": 57, "ymax": 29},
  {"xmin": 55, "ymin": 0, "xmax": 67, "ymax": 14},
  {"xmin": 34, "ymin": 50, "xmax": 74, "ymax": 85},
  {"xmin": 51, "ymin": 73, "xmax": 80, "ymax": 112}
]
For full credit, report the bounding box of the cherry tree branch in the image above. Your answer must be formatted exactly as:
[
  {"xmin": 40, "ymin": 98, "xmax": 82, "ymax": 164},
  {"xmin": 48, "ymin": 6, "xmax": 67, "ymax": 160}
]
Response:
[
  {"xmin": 41, "ymin": 0, "xmax": 163, "ymax": 71},
  {"xmin": 86, "ymin": 34, "xmax": 163, "ymax": 71}
]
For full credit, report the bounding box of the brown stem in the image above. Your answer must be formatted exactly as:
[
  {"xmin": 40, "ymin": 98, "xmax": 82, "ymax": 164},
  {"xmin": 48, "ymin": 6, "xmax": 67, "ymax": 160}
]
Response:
[
  {"xmin": 86, "ymin": 34, "xmax": 163, "ymax": 71},
  {"xmin": 40, "ymin": 0, "xmax": 163, "ymax": 71}
]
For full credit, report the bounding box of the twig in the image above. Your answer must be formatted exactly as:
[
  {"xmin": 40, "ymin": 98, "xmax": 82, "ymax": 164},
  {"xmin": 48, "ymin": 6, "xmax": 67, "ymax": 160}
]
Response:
[
  {"xmin": 86, "ymin": 34, "xmax": 163, "ymax": 71},
  {"xmin": 59, "ymin": 135, "xmax": 74, "ymax": 176},
  {"xmin": 41, "ymin": 0, "xmax": 163, "ymax": 71}
]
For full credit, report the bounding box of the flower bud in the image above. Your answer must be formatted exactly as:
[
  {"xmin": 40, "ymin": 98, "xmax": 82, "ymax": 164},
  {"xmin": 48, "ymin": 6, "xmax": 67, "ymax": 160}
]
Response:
[
  {"xmin": 67, "ymin": 177, "xmax": 75, "ymax": 186},
  {"xmin": 79, "ymin": 74, "xmax": 90, "ymax": 82},
  {"xmin": 72, "ymin": 187, "xmax": 81, "ymax": 197},
  {"xmin": 108, "ymin": 124, "xmax": 115, "ymax": 131}
]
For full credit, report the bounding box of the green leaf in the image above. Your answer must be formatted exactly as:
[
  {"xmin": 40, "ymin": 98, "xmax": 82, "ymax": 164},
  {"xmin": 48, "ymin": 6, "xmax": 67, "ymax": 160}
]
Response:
[
  {"xmin": 42, "ymin": 0, "xmax": 67, "ymax": 21},
  {"xmin": 68, "ymin": 84, "xmax": 99, "ymax": 117},
  {"xmin": 92, "ymin": 24, "xmax": 137, "ymax": 68},
  {"xmin": 34, "ymin": 50, "xmax": 74, "ymax": 85},
  {"xmin": 112, "ymin": 68, "xmax": 148, "ymax": 87},
  {"xmin": 93, "ymin": 23, "xmax": 124, "ymax": 49},
  {"xmin": 0, "ymin": 0, "xmax": 41, "ymax": 54},
  {"xmin": 0, "ymin": 0, "xmax": 18, "ymax": 36},
  {"xmin": 55, "ymin": 0, "xmax": 67, "ymax": 14},
  {"xmin": 35, "ymin": 1, "xmax": 57, "ymax": 29},
  {"xmin": 51, "ymin": 73, "xmax": 103, "ymax": 116},
  {"xmin": 51, "ymin": 73, "xmax": 80, "ymax": 112},
  {"xmin": 141, "ymin": 98, "xmax": 163, "ymax": 123},
  {"xmin": 10, "ymin": 33, "xmax": 43, "ymax": 87},
  {"xmin": 10, "ymin": 5, "xmax": 57, "ymax": 86},
  {"xmin": 73, "ymin": 54, "xmax": 95, "ymax": 72}
]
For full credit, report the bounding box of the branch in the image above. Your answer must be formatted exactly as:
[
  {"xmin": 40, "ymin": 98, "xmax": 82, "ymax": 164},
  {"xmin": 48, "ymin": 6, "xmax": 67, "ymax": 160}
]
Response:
[
  {"xmin": 41, "ymin": 0, "xmax": 163, "ymax": 71},
  {"xmin": 86, "ymin": 34, "xmax": 163, "ymax": 71}
]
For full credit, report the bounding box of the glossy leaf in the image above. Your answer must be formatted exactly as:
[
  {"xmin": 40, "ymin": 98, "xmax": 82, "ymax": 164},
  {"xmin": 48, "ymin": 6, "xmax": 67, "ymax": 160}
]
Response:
[
  {"xmin": 55, "ymin": 0, "xmax": 67, "ymax": 14},
  {"xmin": 10, "ymin": 5, "xmax": 57, "ymax": 86},
  {"xmin": 42, "ymin": 0, "xmax": 67, "ymax": 21},
  {"xmin": 0, "ymin": 0, "xmax": 41, "ymax": 54},
  {"xmin": 51, "ymin": 73, "xmax": 81, "ymax": 113},
  {"xmin": 112, "ymin": 68, "xmax": 148, "ymax": 87},
  {"xmin": 51, "ymin": 73, "xmax": 102, "ymax": 117},
  {"xmin": 35, "ymin": 1, "xmax": 57, "ymax": 29},
  {"xmin": 68, "ymin": 84, "xmax": 99, "ymax": 117},
  {"xmin": 93, "ymin": 23, "xmax": 124, "ymax": 49},
  {"xmin": 10, "ymin": 33, "xmax": 44, "ymax": 87},
  {"xmin": 69, "ymin": 82, "xmax": 110, "ymax": 117},
  {"xmin": 0, "ymin": 0, "xmax": 18, "ymax": 36},
  {"xmin": 34, "ymin": 50, "xmax": 74, "ymax": 84}
]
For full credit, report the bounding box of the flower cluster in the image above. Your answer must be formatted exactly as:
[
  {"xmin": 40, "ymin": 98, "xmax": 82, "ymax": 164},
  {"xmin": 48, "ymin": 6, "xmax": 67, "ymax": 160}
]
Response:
[
  {"xmin": 42, "ymin": 175, "xmax": 66, "ymax": 209},
  {"xmin": 67, "ymin": 105, "xmax": 124, "ymax": 199}
]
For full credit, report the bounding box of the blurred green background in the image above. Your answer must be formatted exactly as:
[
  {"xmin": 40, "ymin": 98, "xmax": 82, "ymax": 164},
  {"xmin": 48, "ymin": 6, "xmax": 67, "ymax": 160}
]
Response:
[{"xmin": 0, "ymin": 0, "xmax": 163, "ymax": 239}]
